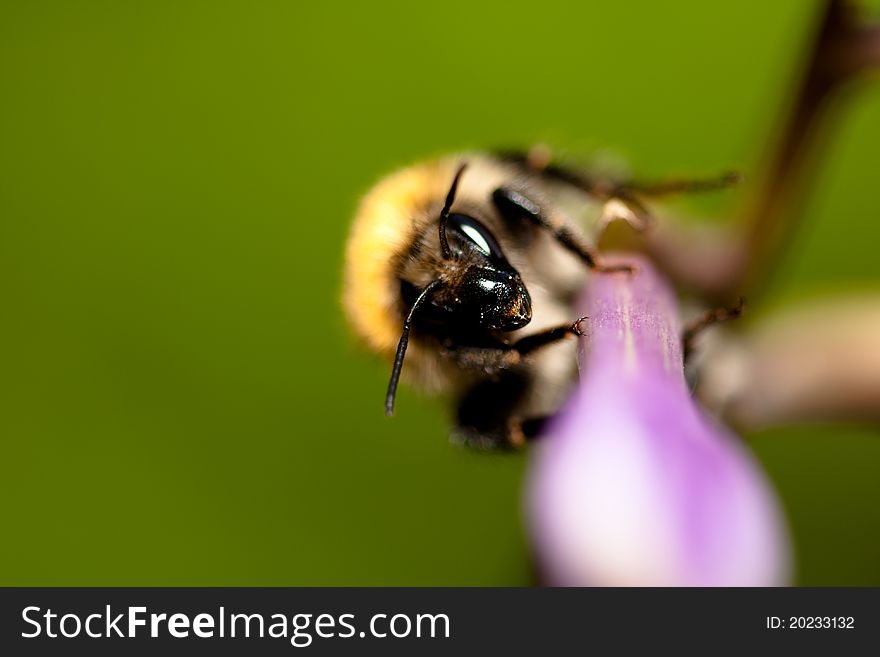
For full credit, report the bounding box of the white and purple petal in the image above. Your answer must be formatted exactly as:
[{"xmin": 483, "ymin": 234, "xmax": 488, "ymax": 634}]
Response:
[{"xmin": 527, "ymin": 257, "xmax": 791, "ymax": 586}]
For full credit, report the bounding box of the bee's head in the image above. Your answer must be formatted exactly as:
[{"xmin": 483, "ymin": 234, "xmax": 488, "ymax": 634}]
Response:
[
  {"xmin": 387, "ymin": 163, "xmax": 531, "ymax": 415},
  {"xmin": 420, "ymin": 210, "xmax": 532, "ymax": 331}
]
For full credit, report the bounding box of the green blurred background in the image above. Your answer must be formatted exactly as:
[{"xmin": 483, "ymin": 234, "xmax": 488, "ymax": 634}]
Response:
[{"xmin": 1, "ymin": 0, "xmax": 878, "ymax": 585}]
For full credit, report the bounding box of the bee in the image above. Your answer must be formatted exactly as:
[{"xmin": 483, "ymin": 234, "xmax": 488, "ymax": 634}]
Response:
[{"xmin": 343, "ymin": 150, "xmax": 736, "ymax": 448}]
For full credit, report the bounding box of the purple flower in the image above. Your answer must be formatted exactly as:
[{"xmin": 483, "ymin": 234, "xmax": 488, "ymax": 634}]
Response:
[{"xmin": 527, "ymin": 257, "xmax": 791, "ymax": 586}]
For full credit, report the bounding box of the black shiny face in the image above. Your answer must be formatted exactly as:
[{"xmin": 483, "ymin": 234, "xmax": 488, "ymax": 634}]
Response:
[
  {"xmin": 384, "ymin": 164, "xmax": 532, "ymax": 417},
  {"xmin": 410, "ymin": 214, "xmax": 532, "ymax": 332}
]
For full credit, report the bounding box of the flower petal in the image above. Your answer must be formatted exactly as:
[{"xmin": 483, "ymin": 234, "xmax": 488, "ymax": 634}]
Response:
[{"xmin": 527, "ymin": 257, "xmax": 791, "ymax": 586}]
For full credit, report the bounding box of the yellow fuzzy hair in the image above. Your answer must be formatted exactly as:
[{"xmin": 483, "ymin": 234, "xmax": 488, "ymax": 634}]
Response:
[{"xmin": 342, "ymin": 157, "xmax": 458, "ymax": 358}]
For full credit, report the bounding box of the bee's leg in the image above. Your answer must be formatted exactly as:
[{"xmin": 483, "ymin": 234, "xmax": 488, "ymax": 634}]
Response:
[
  {"xmin": 520, "ymin": 415, "xmax": 551, "ymax": 441},
  {"xmin": 510, "ymin": 317, "xmax": 588, "ymax": 356},
  {"xmin": 682, "ymin": 297, "xmax": 746, "ymax": 362},
  {"xmin": 453, "ymin": 369, "xmax": 539, "ymax": 450},
  {"xmin": 450, "ymin": 321, "xmax": 586, "ymax": 448},
  {"xmin": 442, "ymin": 345, "xmax": 521, "ymax": 371},
  {"xmin": 492, "ymin": 187, "xmax": 633, "ymax": 274},
  {"xmin": 441, "ymin": 318, "xmax": 582, "ymax": 373},
  {"xmin": 498, "ymin": 150, "xmax": 740, "ymax": 199},
  {"xmin": 604, "ymin": 173, "xmax": 740, "ymax": 230},
  {"xmin": 621, "ymin": 172, "xmax": 742, "ymax": 198}
]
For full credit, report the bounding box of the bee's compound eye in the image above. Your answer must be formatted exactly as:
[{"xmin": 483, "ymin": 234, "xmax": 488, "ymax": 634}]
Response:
[
  {"xmin": 446, "ymin": 214, "xmax": 505, "ymax": 260},
  {"xmin": 460, "ymin": 224, "xmax": 491, "ymax": 256}
]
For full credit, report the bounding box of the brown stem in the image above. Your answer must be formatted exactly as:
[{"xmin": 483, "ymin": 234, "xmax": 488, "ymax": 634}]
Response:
[
  {"xmin": 647, "ymin": 0, "xmax": 880, "ymax": 303},
  {"xmin": 738, "ymin": 0, "xmax": 858, "ymax": 295}
]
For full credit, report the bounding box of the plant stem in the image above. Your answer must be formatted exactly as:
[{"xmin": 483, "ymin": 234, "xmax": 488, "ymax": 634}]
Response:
[{"xmin": 648, "ymin": 0, "xmax": 880, "ymax": 303}]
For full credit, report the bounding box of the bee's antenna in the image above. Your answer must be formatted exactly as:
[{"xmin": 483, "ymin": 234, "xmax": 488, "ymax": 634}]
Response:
[
  {"xmin": 385, "ymin": 280, "xmax": 441, "ymax": 417},
  {"xmin": 438, "ymin": 163, "xmax": 467, "ymax": 259}
]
